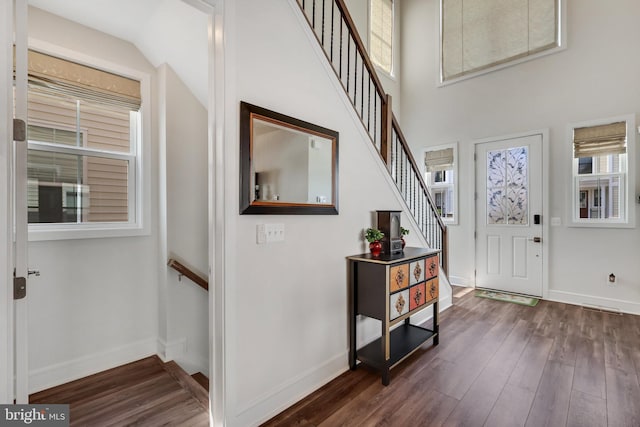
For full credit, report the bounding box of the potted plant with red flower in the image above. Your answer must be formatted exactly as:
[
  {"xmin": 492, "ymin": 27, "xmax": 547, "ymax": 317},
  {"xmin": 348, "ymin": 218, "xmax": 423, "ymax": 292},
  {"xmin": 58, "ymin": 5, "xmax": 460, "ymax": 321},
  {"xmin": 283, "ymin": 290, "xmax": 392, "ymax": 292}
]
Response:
[{"xmin": 365, "ymin": 228, "xmax": 384, "ymax": 257}]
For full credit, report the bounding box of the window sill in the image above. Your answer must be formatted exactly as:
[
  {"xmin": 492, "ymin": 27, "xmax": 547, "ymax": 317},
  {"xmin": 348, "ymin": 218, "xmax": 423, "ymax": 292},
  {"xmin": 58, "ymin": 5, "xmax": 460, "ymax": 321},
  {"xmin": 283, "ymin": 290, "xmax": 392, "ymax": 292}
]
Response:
[
  {"xmin": 567, "ymin": 220, "xmax": 634, "ymax": 229},
  {"xmin": 373, "ymin": 63, "xmax": 396, "ymax": 82},
  {"xmin": 28, "ymin": 222, "xmax": 150, "ymax": 241}
]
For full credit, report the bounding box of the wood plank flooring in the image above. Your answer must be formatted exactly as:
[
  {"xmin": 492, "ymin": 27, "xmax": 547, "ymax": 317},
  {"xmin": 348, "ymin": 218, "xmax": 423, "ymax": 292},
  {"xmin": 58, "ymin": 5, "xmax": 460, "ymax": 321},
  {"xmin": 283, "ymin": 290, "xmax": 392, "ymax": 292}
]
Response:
[
  {"xmin": 262, "ymin": 287, "xmax": 640, "ymax": 427},
  {"xmin": 30, "ymin": 356, "xmax": 209, "ymax": 426}
]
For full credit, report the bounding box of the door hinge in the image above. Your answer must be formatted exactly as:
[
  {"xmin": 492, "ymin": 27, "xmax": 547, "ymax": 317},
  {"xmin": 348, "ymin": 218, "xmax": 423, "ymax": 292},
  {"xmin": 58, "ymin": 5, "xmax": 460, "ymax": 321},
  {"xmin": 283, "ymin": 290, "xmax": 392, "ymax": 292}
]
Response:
[
  {"xmin": 474, "ymin": 153, "xmax": 477, "ymax": 161},
  {"xmin": 474, "ymin": 192, "xmax": 478, "ymax": 201},
  {"xmin": 13, "ymin": 118, "xmax": 26, "ymax": 142},
  {"xmin": 474, "ymin": 231, "xmax": 477, "ymax": 239},
  {"xmin": 14, "ymin": 276, "xmax": 26, "ymax": 300}
]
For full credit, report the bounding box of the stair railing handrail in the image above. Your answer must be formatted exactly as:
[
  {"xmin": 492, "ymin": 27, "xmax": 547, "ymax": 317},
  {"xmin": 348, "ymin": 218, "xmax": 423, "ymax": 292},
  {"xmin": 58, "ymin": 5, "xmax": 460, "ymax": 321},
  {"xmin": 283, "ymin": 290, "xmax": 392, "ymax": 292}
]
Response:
[
  {"xmin": 391, "ymin": 114, "xmax": 446, "ymax": 232},
  {"xmin": 295, "ymin": 0, "xmax": 448, "ymax": 274},
  {"xmin": 332, "ymin": 0, "xmax": 387, "ymax": 101},
  {"xmin": 168, "ymin": 258, "xmax": 209, "ymax": 291},
  {"xmin": 391, "ymin": 114, "xmax": 448, "ymax": 272}
]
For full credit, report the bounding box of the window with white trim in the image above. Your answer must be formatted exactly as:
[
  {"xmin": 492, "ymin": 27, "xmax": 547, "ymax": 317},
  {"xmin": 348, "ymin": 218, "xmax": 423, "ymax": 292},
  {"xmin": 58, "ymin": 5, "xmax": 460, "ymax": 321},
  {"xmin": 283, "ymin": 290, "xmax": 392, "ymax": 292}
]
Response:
[
  {"xmin": 571, "ymin": 117, "xmax": 635, "ymax": 226},
  {"xmin": 24, "ymin": 50, "xmax": 141, "ymax": 228},
  {"xmin": 440, "ymin": 0, "xmax": 561, "ymax": 82},
  {"xmin": 424, "ymin": 144, "xmax": 457, "ymax": 223},
  {"xmin": 370, "ymin": 0, "xmax": 393, "ymax": 75}
]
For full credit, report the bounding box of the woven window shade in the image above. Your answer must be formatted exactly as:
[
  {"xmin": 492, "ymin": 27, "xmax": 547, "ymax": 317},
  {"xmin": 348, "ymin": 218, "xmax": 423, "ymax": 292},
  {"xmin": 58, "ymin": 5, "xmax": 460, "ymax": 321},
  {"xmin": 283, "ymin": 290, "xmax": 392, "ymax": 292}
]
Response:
[
  {"xmin": 442, "ymin": 0, "xmax": 557, "ymax": 80},
  {"xmin": 371, "ymin": 0, "xmax": 393, "ymax": 73},
  {"xmin": 22, "ymin": 50, "xmax": 141, "ymax": 110},
  {"xmin": 425, "ymin": 148, "xmax": 454, "ymax": 172},
  {"xmin": 573, "ymin": 121, "xmax": 626, "ymax": 158}
]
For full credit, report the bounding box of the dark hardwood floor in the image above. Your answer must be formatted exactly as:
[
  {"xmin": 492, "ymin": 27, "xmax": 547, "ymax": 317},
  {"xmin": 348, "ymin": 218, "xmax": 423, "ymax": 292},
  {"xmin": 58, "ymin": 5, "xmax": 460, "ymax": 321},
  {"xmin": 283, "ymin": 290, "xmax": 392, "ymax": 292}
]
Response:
[
  {"xmin": 262, "ymin": 287, "xmax": 640, "ymax": 427},
  {"xmin": 30, "ymin": 356, "xmax": 209, "ymax": 426}
]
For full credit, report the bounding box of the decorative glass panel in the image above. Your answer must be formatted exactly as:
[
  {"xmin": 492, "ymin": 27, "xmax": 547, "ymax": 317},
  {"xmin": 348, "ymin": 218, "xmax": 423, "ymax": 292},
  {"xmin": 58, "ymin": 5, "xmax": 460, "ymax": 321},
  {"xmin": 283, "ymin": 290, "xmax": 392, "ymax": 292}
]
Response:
[{"xmin": 486, "ymin": 146, "xmax": 528, "ymax": 225}]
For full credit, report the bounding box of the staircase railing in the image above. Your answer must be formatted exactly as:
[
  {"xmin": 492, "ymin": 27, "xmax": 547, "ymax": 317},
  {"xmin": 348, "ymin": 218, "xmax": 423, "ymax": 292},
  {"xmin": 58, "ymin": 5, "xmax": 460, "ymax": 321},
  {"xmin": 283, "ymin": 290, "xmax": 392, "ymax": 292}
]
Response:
[
  {"xmin": 295, "ymin": 0, "xmax": 448, "ymax": 273},
  {"xmin": 168, "ymin": 258, "xmax": 209, "ymax": 291}
]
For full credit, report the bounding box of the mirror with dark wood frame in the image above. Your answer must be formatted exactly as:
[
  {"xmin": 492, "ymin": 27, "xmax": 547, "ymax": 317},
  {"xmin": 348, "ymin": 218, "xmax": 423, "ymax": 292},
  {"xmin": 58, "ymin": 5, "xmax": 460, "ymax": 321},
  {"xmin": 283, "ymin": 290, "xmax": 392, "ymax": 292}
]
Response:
[{"xmin": 239, "ymin": 102, "xmax": 339, "ymax": 214}]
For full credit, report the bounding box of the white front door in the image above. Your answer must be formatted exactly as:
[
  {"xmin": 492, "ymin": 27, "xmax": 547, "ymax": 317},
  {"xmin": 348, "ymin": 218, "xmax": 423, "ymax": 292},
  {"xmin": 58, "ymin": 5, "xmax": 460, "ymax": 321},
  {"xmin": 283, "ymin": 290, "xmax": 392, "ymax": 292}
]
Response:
[{"xmin": 475, "ymin": 133, "xmax": 543, "ymax": 297}]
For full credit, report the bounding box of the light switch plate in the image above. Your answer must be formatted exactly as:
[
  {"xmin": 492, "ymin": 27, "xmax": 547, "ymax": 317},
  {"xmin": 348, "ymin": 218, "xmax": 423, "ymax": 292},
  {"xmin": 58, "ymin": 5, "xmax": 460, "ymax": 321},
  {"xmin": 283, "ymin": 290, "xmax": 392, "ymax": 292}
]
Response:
[
  {"xmin": 256, "ymin": 224, "xmax": 266, "ymax": 244},
  {"xmin": 265, "ymin": 223, "xmax": 285, "ymax": 242}
]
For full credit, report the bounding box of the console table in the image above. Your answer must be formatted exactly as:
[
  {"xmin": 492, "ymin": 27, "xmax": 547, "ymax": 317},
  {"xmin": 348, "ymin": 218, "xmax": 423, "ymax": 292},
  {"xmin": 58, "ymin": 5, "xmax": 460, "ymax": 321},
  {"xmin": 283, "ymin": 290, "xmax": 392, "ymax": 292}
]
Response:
[{"xmin": 347, "ymin": 247, "xmax": 440, "ymax": 385}]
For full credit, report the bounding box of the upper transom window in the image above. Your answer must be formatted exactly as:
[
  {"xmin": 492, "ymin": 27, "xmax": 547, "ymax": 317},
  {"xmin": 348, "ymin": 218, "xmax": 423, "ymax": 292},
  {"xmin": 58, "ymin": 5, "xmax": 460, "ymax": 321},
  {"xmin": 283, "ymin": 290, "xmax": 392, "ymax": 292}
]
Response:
[{"xmin": 440, "ymin": 0, "xmax": 562, "ymax": 82}]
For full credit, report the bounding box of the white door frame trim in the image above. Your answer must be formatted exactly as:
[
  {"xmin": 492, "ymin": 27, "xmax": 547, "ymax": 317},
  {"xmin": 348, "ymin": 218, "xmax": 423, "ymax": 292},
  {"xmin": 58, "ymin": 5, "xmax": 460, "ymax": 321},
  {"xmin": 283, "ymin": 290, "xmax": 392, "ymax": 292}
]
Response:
[
  {"xmin": 0, "ymin": 0, "xmax": 14, "ymax": 405},
  {"xmin": 471, "ymin": 129, "xmax": 550, "ymax": 299},
  {"xmin": 179, "ymin": 0, "xmax": 227, "ymax": 424},
  {"xmin": 197, "ymin": 0, "xmax": 227, "ymax": 425}
]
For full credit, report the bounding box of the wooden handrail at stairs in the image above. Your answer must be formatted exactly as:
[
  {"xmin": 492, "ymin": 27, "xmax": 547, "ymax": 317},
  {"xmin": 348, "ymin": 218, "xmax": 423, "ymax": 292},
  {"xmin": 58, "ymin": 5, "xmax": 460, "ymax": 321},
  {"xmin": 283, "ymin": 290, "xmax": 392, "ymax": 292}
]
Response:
[
  {"xmin": 295, "ymin": 0, "xmax": 448, "ymax": 274},
  {"xmin": 168, "ymin": 258, "xmax": 208, "ymax": 291}
]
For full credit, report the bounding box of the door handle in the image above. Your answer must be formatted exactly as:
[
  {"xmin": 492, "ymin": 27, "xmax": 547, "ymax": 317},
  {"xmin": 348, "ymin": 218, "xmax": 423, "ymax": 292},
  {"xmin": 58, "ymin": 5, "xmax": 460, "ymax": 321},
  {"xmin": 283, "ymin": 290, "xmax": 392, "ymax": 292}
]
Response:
[{"xmin": 529, "ymin": 237, "xmax": 542, "ymax": 243}]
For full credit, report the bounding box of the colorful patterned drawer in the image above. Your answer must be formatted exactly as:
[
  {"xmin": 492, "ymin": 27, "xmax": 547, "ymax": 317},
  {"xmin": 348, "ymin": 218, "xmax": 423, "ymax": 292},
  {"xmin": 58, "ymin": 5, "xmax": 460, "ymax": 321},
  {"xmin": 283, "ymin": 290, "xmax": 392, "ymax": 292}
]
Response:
[
  {"xmin": 409, "ymin": 259, "xmax": 424, "ymax": 285},
  {"xmin": 389, "ymin": 264, "xmax": 409, "ymax": 292},
  {"xmin": 389, "ymin": 289, "xmax": 409, "ymax": 320},
  {"xmin": 409, "ymin": 283, "xmax": 426, "ymax": 311},
  {"xmin": 426, "ymin": 255, "xmax": 439, "ymax": 279},
  {"xmin": 426, "ymin": 278, "xmax": 439, "ymax": 303}
]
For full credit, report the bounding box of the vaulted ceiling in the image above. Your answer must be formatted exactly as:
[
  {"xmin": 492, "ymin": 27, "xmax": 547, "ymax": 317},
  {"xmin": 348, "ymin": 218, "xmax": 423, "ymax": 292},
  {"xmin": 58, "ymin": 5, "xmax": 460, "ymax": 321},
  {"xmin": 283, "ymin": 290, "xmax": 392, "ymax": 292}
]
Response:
[{"xmin": 28, "ymin": 0, "xmax": 209, "ymax": 106}]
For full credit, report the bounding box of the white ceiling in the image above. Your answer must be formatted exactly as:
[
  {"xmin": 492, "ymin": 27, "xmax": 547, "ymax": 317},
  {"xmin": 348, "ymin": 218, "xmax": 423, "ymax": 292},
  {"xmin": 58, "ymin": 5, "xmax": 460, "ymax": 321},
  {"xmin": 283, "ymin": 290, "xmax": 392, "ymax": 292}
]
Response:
[{"xmin": 28, "ymin": 0, "xmax": 209, "ymax": 106}]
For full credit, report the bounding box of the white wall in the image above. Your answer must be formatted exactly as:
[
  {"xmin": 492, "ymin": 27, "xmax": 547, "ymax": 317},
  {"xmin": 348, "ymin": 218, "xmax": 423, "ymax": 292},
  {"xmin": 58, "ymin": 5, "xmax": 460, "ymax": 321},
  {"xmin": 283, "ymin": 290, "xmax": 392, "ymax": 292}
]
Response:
[
  {"xmin": 158, "ymin": 63, "xmax": 209, "ymax": 375},
  {"xmin": 223, "ymin": 0, "xmax": 433, "ymax": 425},
  {"xmin": 400, "ymin": 0, "xmax": 640, "ymax": 312},
  {"xmin": 26, "ymin": 8, "xmax": 159, "ymax": 392}
]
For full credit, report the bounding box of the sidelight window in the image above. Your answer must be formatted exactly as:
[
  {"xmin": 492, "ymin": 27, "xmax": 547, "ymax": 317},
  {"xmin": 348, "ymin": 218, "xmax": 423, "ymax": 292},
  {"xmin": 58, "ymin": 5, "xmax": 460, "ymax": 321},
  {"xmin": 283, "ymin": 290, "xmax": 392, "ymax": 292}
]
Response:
[
  {"xmin": 424, "ymin": 144, "xmax": 457, "ymax": 224},
  {"xmin": 570, "ymin": 116, "xmax": 636, "ymax": 227}
]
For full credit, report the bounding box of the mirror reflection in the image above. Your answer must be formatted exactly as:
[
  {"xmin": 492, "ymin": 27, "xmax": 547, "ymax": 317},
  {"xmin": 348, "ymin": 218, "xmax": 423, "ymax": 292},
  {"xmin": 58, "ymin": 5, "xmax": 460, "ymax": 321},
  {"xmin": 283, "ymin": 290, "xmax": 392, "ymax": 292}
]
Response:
[
  {"xmin": 240, "ymin": 102, "xmax": 339, "ymax": 215},
  {"xmin": 253, "ymin": 119, "xmax": 333, "ymax": 204}
]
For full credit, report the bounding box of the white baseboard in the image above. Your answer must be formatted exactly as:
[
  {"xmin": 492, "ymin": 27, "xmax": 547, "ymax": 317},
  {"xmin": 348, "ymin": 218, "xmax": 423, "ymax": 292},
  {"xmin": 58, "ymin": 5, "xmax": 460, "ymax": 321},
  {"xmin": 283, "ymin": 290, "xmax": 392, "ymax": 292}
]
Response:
[
  {"xmin": 449, "ymin": 275, "xmax": 473, "ymax": 287},
  {"xmin": 228, "ymin": 293, "xmax": 452, "ymax": 427},
  {"xmin": 547, "ymin": 290, "xmax": 640, "ymax": 315},
  {"xmin": 157, "ymin": 337, "xmax": 209, "ymax": 376},
  {"xmin": 175, "ymin": 353, "xmax": 209, "ymax": 377},
  {"xmin": 29, "ymin": 337, "xmax": 156, "ymax": 394},
  {"xmin": 230, "ymin": 352, "xmax": 347, "ymax": 427},
  {"xmin": 157, "ymin": 337, "xmax": 187, "ymax": 362}
]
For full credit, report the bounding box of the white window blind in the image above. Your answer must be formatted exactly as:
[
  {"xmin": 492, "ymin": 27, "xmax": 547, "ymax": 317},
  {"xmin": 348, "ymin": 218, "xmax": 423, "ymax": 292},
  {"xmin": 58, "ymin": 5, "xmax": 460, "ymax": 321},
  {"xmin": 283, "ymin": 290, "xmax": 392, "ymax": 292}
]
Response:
[
  {"xmin": 441, "ymin": 0, "xmax": 558, "ymax": 81},
  {"xmin": 370, "ymin": 0, "xmax": 393, "ymax": 74},
  {"xmin": 425, "ymin": 147, "xmax": 454, "ymax": 172}
]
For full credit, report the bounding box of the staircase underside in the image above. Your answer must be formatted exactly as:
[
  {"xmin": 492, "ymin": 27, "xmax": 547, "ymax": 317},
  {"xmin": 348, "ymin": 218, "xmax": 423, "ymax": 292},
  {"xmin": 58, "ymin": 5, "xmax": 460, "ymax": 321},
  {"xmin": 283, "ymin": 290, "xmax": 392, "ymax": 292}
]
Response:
[{"xmin": 29, "ymin": 356, "xmax": 209, "ymax": 426}]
